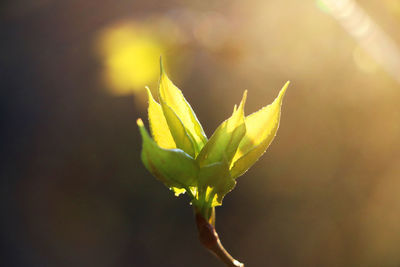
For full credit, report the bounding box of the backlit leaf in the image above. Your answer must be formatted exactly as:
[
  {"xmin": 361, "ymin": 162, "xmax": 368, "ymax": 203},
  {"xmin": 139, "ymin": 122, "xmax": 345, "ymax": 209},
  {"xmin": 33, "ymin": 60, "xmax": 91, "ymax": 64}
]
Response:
[
  {"xmin": 198, "ymin": 159, "xmax": 236, "ymax": 207},
  {"xmin": 159, "ymin": 60, "xmax": 207, "ymax": 154},
  {"xmin": 137, "ymin": 119, "xmax": 198, "ymax": 195},
  {"xmin": 230, "ymin": 82, "xmax": 289, "ymax": 179},
  {"xmin": 161, "ymin": 101, "xmax": 197, "ymax": 157},
  {"xmin": 196, "ymin": 91, "xmax": 247, "ymax": 167},
  {"xmin": 146, "ymin": 87, "xmax": 176, "ymax": 149}
]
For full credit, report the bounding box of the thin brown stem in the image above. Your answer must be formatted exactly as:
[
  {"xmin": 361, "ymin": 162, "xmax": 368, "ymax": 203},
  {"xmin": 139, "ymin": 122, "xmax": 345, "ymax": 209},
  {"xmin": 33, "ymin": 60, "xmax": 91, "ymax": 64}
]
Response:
[{"xmin": 195, "ymin": 212, "xmax": 244, "ymax": 267}]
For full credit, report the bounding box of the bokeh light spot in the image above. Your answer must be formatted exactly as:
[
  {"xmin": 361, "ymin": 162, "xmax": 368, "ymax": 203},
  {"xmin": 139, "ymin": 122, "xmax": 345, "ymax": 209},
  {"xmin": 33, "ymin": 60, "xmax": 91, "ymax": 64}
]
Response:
[{"xmin": 97, "ymin": 23, "xmax": 163, "ymax": 96}]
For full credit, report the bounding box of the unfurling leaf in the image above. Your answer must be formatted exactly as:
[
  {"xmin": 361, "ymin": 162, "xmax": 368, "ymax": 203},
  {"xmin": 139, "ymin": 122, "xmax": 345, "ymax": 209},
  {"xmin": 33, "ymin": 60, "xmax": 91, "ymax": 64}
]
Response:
[
  {"xmin": 161, "ymin": 101, "xmax": 197, "ymax": 157},
  {"xmin": 137, "ymin": 118, "xmax": 198, "ymax": 195},
  {"xmin": 159, "ymin": 60, "xmax": 207, "ymax": 155},
  {"xmin": 230, "ymin": 82, "xmax": 289, "ymax": 179},
  {"xmin": 198, "ymin": 158, "xmax": 236, "ymax": 207},
  {"xmin": 146, "ymin": 87, "xmax": 175, "ymax": 149},
  {"xmin": 196, "ymin": 91, "xmax": 247, "ymax": 168}
]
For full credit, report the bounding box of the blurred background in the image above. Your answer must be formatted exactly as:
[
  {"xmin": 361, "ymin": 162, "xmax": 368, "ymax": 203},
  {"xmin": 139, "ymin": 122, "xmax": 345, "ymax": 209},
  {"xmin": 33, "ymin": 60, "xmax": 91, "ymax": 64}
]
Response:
[{"xmin": 1, "ymin": 0, "xmax": 400, "ymax": 266}]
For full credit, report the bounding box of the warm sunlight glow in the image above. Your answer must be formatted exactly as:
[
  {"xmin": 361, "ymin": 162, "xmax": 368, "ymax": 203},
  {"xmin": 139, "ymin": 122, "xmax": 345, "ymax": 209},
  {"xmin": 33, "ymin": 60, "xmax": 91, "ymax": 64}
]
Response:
[
  {"xmin": 320, "ymin": 0, "xmax": 400, "ymax": 84},
  {"xmin": 97, "ymin": 23, "xmax": 163, "ymax": 95}
]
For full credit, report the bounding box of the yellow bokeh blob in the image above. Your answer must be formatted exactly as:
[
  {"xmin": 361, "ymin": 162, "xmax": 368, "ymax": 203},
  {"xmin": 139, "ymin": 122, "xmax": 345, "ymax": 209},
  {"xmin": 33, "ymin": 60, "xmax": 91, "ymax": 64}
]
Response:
[{"xmin": 97, "ymin": 23, "xmax": 163, "ymax": 95}]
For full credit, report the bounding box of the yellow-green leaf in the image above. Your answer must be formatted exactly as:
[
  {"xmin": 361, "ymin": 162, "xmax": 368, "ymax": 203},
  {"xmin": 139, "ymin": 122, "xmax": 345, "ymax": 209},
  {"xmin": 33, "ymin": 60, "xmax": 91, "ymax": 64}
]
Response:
[
  {"xmin": 137, "ymin": 119, "xmax": 198, "ymax": 195},
  {"xmin": 198, "ymin": 159, "xmax": 236, "ymax": 207},
  {"xmin": 196, "ymin": 91, "xmax": 247, "ymax": 167},
  {"xmin": 146, "ymin": 87, "xmax": 176, "ymax": 149},
  {"xmin": 161, "ymin": 101, "xmax": 196, "ymax": 157},
  {"xmin": 159, "ymin": 60, "xmax": 207, "ymax": 153},
  {"xmin": 230, "ymin": 82, "xmax": 289, "ymax": 179}
]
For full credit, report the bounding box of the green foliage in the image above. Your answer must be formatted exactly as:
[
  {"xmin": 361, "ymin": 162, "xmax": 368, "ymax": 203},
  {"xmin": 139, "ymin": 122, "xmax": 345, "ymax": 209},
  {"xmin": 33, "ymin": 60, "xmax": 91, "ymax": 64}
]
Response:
[{"xmin": 137, "ymin": 60, "xmax": 289, "ymax": 221}]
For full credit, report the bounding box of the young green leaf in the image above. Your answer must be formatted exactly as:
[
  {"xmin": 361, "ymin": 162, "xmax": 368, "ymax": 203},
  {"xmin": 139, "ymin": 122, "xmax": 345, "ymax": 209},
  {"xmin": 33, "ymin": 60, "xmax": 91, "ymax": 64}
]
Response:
[
  {"xmin": 230, "ymin": 82, "xmax": 289, "ymax": 179},
  {"xmin": 198, "ymin": 158, "xmax": 236, "ymax": 207},
  {"xmin": 146, "ymin": 87, "xmax": 176, "ymax": 149},
  {"xmin": 161, "ymin": 101, "xmax": 197, "ymax": 157},
  {"xmin": 196, "ymin": 91, "xmax": 247, "ymax": 167},
  {"xmin": 159, "ymin": 60, "xmax": 207, "ymax": 153},
  {"xmin": 137, "ymin": 118, "xmax": 198, "ymax": 195}
]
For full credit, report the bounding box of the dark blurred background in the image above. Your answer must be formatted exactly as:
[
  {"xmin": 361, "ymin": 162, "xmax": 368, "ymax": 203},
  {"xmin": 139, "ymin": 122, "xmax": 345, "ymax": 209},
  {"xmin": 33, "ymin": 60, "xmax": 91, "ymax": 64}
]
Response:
[{"xmin": 1, "ymin": 0, "xmax": 400, "ymax": 266}]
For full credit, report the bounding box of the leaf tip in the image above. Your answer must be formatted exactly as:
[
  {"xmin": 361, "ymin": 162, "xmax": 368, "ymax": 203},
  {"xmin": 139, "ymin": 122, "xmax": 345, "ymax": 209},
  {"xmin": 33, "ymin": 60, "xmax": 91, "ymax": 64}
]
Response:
[
  {"xmin": 137, "ymin": 118, "xmax": 144, "ymax": 127},
  {"xmin": 279, "ymin": 81, "xmax": 290, "ymax": 98},
  {"xmin": 238, "ymin": 90, "xmax": 247, "ymax": 113},
  {"xmin": 232, "ymin": 104, "xmax": 237, "ymax": 113},
  {"xmin": 242, "ymin": 89, "xmax": 248, "ymax": 103},
  {"xmin": 273, "ymin": 81, "xmax": 290, "ymax": 106},
  {"xmin": 145, "ymin": 86, "xmax": 154, "ymax": 102}
]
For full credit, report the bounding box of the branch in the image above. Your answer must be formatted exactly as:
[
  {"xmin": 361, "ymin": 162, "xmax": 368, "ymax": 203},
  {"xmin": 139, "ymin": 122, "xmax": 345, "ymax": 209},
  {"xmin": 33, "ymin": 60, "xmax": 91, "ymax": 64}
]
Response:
[{"xmin": 195, "ymin": 213, "xmax": 244, "ymax": 267}]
